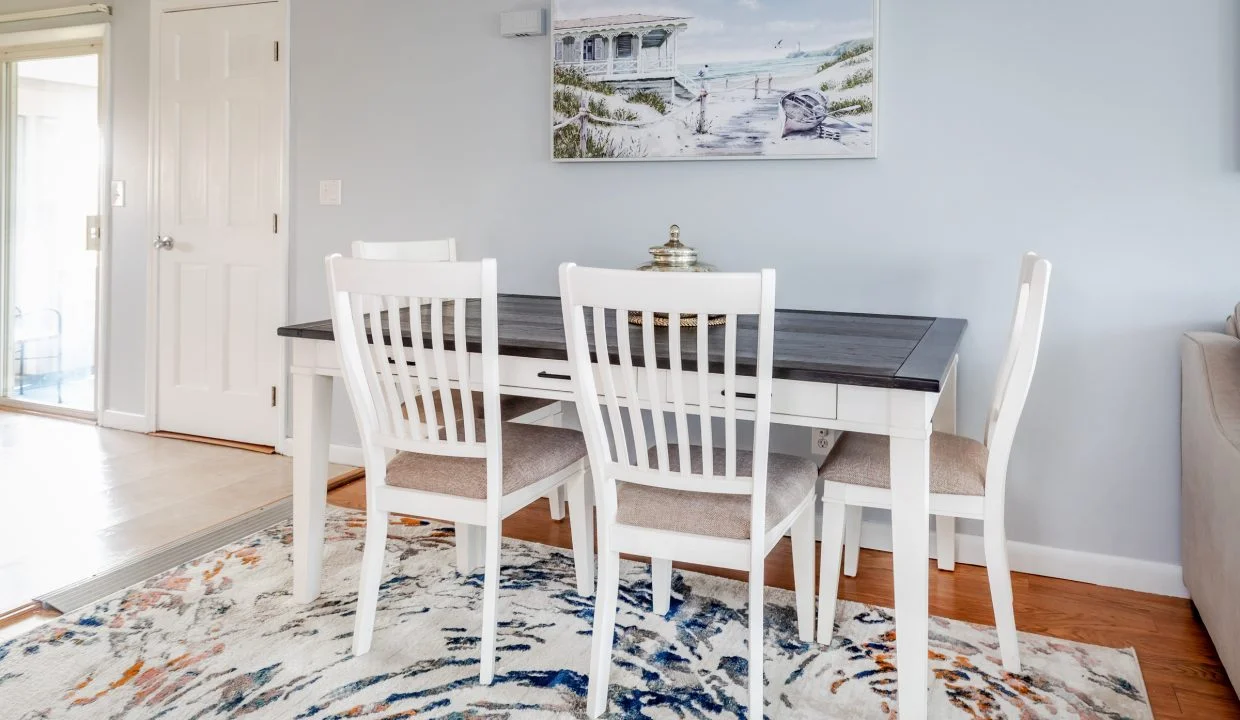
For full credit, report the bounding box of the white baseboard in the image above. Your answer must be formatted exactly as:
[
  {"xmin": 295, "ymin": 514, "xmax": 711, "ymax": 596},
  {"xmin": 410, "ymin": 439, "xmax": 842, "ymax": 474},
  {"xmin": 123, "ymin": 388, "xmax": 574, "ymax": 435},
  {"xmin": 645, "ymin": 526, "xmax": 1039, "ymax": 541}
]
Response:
[
  {"xmin": 285, "ymin": 439, "xmax": 1188, "ymax": 598},
  {"xmin": 857, "ymin": 519, "xmax": 1188, "ymax": 599},
  {"xmin": 281, "ymin": 437, "xmax": 363, "ymax": 468},
  {"xmin": 329, "ymin": 444, "xmax": 364, "ymax": 467},
  {"xmin": 99, "ymin": 409, "xmax": 151, "ymax": 433}
]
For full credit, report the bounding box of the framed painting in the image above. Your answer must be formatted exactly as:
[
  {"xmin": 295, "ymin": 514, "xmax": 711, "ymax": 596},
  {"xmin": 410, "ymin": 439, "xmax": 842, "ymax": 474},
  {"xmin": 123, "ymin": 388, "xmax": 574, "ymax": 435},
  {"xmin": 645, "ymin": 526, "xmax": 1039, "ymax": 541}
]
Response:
[{"xmin": 550, "ymin": 0, "xmax": 878, "ymax": 161}]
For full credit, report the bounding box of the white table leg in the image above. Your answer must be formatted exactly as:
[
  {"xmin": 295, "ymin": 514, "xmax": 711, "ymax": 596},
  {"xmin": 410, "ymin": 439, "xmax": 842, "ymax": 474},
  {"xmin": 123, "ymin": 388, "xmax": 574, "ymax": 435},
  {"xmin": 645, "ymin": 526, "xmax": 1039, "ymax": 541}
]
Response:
[
  {"xmin": 292, "ymin": 371, "xmax": 333, "ymax": 603},
  {"xmin": 889, "ymin": 391, "xmax": 932, "ymax": 720}
]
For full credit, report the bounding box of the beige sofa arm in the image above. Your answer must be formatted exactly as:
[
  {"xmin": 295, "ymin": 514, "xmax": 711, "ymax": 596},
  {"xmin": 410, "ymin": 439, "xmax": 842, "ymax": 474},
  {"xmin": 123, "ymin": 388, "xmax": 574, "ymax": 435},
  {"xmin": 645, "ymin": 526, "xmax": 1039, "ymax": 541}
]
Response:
[{"xmin": 1180, "ymin": 331, "xmax": 1240, "ymax": 693}]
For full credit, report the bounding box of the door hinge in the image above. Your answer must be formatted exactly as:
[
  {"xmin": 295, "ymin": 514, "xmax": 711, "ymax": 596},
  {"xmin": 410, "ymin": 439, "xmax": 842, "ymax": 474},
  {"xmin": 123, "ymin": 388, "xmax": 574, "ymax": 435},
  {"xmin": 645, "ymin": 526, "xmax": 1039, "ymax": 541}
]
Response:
[
  {"xmin": 272, "ymin": 213, "xmax": 278, "ymax": 233},
  {"xmin": 273, "ymin": 41, "xmax": 280, "ymax": 62},
  {"xmin": 271, "ymin": 386, "xmax": 277, "ymax": 407}
]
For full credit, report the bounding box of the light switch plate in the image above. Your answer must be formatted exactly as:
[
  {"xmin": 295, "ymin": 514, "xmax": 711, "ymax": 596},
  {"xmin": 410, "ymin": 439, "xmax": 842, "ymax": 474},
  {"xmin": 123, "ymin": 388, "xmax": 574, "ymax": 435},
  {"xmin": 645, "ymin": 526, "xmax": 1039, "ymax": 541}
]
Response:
[
  {"xmin": 111, "ymin": 180, "xmax": 125, "ymax": 207},
  {"xmin": 85, "ymin": 215, "xmax": 101, "ymax": 251},
  {"xmin": 319, "ymin": 180, "xmax": 342, "ymax": 205}
]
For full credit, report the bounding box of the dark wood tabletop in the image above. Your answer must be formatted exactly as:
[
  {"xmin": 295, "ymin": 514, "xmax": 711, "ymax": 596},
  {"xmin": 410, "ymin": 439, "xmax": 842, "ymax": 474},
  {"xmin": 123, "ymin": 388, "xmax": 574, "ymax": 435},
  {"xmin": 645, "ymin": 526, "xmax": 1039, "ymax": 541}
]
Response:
[{"xmin": 278, "ymin": 294, "xmax": 966, "ymax": 392}]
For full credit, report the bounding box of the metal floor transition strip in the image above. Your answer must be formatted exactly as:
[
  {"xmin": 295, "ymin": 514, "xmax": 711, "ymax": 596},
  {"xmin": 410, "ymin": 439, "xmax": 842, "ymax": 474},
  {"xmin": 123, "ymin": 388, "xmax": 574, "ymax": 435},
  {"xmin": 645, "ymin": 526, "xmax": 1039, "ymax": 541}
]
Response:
[{"xmin": 36, "ymin": 499, "xmax": 294, "ymax": 614}]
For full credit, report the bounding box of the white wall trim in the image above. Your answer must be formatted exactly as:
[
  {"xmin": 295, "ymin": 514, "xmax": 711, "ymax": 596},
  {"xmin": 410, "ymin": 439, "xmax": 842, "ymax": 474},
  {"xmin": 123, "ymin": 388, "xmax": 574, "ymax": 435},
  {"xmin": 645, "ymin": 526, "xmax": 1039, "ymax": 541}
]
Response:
[
  {"xmin": 273, "ymin": 0, "xmax": 292, "ymax": 462},
  {"xmin": 327, "ymin": 443, "xmax": 363, "ymax": 468},
  {"xmin": 283, "ymin": 436, "xmax": 363, "ymax": 467},
  {"xmin": 95, "ymin": 25, "xmax": 113, "ymax": 423},
  {"xmin": 857, "ymin": 519, "xmax": 1188, "ymax": 599},
  {"xmin": 286, "ymin": 433, "xmax": 1189, "ymax": 598},
  {"xmin": 100, "ymin": 409, "xmax": 149, "ymax": 432}
]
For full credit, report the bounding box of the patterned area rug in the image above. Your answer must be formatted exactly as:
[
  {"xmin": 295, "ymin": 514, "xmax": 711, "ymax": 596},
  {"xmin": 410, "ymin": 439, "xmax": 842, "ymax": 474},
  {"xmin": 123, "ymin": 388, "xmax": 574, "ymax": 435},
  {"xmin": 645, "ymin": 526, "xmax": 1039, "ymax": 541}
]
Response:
[{"xmin": 0, "ymin": 507, "xmax": 1153, "ymax": 719}]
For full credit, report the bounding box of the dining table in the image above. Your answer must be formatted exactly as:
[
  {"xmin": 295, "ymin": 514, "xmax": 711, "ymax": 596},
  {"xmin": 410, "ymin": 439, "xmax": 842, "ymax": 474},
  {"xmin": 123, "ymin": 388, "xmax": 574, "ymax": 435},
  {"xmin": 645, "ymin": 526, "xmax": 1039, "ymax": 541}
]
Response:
[{"xmin": 277, "ymin": 293, "xmax": 965, "ymax": 720}]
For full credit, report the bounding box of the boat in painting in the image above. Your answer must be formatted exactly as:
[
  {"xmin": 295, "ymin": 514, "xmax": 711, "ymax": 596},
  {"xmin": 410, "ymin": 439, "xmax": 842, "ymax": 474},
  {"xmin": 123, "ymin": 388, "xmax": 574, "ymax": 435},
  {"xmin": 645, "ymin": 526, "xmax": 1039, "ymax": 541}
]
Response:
[{"xmin": 780, "ymin": 88, "xmax": 829, "ymax": 135}]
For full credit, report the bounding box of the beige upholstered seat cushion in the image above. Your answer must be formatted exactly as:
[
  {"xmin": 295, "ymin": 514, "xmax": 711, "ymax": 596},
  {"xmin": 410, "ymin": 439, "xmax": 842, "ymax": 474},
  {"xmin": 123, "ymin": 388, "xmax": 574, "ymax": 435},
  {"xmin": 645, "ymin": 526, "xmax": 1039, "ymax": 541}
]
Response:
[
  {"xmin": 614, "ymin": 445, "xmax": 817, "ymax": 540},
  {"xmin": 820, "ymin": 431, "xmax": 989, "ymax": 496},
  {"xmin": 500, "ymin": 394, "xmax": 558, "ymax": 421},
  {"xmin": 402, "ymin": 390, "xmax": 557, "ymax": 425},
  {"xmin": 385, "ymin": 422, "xmax": 586, "ymax": 499}
]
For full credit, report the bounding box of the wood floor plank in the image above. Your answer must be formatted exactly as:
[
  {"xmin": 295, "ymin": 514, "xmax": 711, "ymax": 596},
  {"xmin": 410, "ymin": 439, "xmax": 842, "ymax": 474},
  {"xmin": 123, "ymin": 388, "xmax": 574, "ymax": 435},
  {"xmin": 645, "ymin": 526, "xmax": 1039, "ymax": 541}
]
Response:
[
  {"xmin": 327, "ymin": 480, "xmax": 1240, "ymax": 717},
  {"xmin": 0, "ymin": 410, "xmax": 358, "ymax": 614},
  {"xmin": 1175, "ymin": 684, "xmax": 1240, "ymax": 719}
]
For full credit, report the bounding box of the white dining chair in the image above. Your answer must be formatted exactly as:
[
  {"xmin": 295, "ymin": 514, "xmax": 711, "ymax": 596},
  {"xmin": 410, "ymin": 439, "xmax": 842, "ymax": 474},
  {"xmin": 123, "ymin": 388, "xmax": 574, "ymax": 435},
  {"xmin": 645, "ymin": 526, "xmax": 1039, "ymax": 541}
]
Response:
[
  {"xmin": 352, "ymin": 238, "xmax": 571, "ymax": 527},
  {"xmin": 817, "ymin": 253, "xmax": 1052, "ymax": 672},
  {"xmin": 326, "ymin": 254, "xmax": 595, "ymax": 684},
  {"xmin": 559, "ymin": 263, "xmax": 818, "ymax": 718}
]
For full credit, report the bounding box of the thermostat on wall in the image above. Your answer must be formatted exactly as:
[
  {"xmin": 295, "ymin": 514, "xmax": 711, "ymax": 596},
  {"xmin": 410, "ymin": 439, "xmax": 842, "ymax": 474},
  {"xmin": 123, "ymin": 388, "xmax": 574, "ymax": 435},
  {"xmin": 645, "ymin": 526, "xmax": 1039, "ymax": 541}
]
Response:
[{"xmin": 500, "ymin": 9, "xmax": 546, "ymax": 37}]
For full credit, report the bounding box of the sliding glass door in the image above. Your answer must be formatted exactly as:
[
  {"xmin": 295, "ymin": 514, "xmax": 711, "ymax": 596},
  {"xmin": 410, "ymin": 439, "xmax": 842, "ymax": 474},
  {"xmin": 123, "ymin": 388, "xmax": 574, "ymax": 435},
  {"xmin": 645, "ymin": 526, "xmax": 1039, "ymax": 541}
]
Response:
[{"xmin": 1, "ymin": 48, "xmax": 101, "ymax": 415}]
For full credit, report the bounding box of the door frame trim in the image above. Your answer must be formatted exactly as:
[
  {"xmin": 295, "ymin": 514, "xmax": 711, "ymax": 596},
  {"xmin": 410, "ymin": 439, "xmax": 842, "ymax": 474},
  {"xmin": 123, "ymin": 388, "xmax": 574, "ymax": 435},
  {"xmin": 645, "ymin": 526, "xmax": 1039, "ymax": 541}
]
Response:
[
  {"xmin": 143, "ymin": 0, "xmax": 290, "ymax": 445},
  {"xmin": 0, "ymin": 28, "xmax": 109, "ymax": 420}
]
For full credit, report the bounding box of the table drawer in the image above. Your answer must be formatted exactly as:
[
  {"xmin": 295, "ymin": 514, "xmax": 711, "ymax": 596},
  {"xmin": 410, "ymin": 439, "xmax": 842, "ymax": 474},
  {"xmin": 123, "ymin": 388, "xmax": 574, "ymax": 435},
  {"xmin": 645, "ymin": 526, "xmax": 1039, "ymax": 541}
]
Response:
[
  {"xmin": 498, "ymin": 356, "xmax": 575, "ymax": 393},
  {"xmin": 388, "ymin": 347, "xmax": 469, "ymax": 381},
  {"xmin": 679, "ymin": 373, "xmax": 837, "ymax": 420},
  {"xmin": 492, "ymin": 356, "xmax": 652, "ymax": 398}
]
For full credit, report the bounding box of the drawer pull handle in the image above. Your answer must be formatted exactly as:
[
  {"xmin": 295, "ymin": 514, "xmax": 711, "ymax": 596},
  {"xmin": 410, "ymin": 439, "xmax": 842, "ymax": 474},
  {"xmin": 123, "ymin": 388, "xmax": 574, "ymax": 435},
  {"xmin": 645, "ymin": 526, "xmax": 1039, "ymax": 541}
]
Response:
[
  {"xmin": 721, "ymin": 390, "xmax": 757, "ymax": 400},
  {"xmin": 537, "ymin": 371, "xmax": 572, "ymax": 381}
]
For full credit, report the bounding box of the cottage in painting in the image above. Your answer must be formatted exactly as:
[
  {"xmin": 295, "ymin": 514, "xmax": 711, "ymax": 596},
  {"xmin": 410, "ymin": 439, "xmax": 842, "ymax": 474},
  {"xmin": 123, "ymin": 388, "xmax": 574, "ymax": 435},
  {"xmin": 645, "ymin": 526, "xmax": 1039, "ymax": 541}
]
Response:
[{"xmin": 553, "ymin": 14, "xmax": 697, "ymax": 103}]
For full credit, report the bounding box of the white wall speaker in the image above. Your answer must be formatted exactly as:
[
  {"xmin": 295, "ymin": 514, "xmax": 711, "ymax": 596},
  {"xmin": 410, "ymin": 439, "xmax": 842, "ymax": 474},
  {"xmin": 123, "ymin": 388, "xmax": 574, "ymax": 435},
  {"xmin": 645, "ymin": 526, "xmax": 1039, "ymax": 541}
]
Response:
[{"xmin": 500, "ymin": 9, "xmax": 546, "ymax": 38}]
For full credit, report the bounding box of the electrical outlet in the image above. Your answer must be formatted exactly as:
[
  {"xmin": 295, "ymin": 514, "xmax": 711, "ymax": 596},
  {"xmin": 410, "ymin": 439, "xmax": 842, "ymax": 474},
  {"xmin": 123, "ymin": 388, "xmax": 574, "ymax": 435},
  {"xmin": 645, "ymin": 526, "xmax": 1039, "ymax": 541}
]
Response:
[{"xmin": 812, "ymin": 428, "xmax": 832, "ymax": 454}]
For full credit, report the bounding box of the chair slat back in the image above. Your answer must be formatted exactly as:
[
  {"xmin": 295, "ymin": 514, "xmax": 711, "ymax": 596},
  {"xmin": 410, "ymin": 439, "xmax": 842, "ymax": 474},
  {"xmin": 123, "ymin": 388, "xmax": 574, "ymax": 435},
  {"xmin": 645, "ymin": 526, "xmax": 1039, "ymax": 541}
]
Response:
[
  {"xmin": 984, "ymin": 256, "xmax": 1052, "ymax": 499},
  {"xmin": 351, "ymin": 238, "xmax": 457, "ymax": 262},
  {"xmin": 559, "ymin": 264, "xmax": 777, "ymax": 538},
  {"xmin": 985, "ymin": 252, "xmax": 1041, "ymax": 445},
  {"xmin": 326, "ymin": 255, "xmax": 499, "ymax": 463}
]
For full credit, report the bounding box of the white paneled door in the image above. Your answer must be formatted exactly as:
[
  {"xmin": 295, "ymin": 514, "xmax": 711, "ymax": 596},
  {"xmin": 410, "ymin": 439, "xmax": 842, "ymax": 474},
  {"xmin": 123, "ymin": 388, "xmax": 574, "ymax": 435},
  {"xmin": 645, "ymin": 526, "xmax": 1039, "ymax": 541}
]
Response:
[{"xmin": 155, "ymin": 1, "xmax": 284, "ymax": 445}]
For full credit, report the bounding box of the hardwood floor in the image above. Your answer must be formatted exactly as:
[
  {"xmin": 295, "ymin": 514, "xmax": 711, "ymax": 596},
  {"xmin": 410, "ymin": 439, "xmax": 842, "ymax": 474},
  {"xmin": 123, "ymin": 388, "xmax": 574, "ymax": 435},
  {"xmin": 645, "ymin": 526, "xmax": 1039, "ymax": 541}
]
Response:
[
  {"xmin": 329, "ymin": 479, "xmax": 1240, "ymax": 719},
  {"xmin": 0, "ymin": 409, "xmax": 353, "ymax": 612}
]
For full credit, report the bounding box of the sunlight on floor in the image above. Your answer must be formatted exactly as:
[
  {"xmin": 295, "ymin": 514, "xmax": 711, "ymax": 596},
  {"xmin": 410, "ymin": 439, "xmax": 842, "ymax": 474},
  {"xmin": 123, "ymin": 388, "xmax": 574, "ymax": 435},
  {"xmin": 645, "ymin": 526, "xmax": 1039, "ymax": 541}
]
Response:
[{"xmin": 0, "ymin": 410, "xmax": 354, "ymax": 612}]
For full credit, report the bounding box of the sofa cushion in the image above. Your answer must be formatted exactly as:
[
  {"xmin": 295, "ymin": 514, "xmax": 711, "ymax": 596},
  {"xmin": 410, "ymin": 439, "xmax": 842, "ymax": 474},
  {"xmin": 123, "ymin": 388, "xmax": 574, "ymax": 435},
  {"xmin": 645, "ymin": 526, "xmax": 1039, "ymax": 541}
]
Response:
[{"xmin": 1227, "ymin": 303, "xmax": 1240, "ymax": 339}]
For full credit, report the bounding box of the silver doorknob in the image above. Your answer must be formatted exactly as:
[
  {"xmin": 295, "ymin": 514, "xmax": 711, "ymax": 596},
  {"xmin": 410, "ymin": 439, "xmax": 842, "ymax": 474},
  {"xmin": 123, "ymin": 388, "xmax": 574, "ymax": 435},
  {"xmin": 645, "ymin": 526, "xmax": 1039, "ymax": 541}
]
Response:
[{"xmin": 153, "ymin": 236, "xmax": 174, "ymax": 250}]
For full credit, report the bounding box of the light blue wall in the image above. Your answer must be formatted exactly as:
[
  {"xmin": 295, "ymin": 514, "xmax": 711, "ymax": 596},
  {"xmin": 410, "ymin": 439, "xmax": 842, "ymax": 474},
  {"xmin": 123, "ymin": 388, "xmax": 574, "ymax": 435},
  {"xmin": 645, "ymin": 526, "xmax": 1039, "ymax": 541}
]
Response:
[{"xmin": 290, "ymin": 0, "xmax": 1240, "ymax": 564}]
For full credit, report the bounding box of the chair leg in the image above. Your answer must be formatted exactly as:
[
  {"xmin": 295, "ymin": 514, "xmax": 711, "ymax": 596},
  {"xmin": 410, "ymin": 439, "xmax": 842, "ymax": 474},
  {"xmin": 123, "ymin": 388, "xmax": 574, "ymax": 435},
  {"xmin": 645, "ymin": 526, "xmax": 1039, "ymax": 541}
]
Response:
[
  {"xmin": 842, "ymin": 505, "xmax": 862, "ymax": 577},
  {"xmin": 748, "ymin": 556, "xmax": 765, "ymax": 717},
  {"xmin": 587, "ymin": 550, "xmax": 621, "ymax": 718},
  {"xmin": 817, "ymin": 501, "xmax": 847, "ymax": 645},
  {"xmin": 548, "ymin": 486, "xmax": 567, "ymax": 521},
  {"xmin": 984, "ymin": 521, "xmax": 1021, "ymax": 672},
  {"xmin": 791, "ymin": 502, "xmax": 816, "ymax": 643},
  {"xmin": 936, "ymin": 515, "xmax": 957, "ymax": 571},
  {"xmin": 479, "ymin": 519, "xmax": 503, "ymax": 684},
  {"xmin": 455, "ymin": 523, "xmax": 483, "ymax": 576},
  {"xmin": 652, "ymin": 558, "xmax": 672, "ymax": 616},
  {"xmin": 566, "ymin": 471, "xmax": 595, "ymax": 597},
  {"xmin": 545, "ymin": 410, "xmax": 568, "ymax": 521},
  {"xmin": 351, "ymin": 510, "xmax": 389, "ymax": 656}
]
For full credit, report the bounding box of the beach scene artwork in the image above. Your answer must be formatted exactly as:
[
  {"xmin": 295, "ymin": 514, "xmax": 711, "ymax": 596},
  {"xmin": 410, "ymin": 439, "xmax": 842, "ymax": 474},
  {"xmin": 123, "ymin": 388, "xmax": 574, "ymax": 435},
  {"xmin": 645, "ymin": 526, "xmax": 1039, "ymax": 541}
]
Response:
[{"xmin": 551, "ymin": 0, "xmax": 877, "ymax": 161}]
